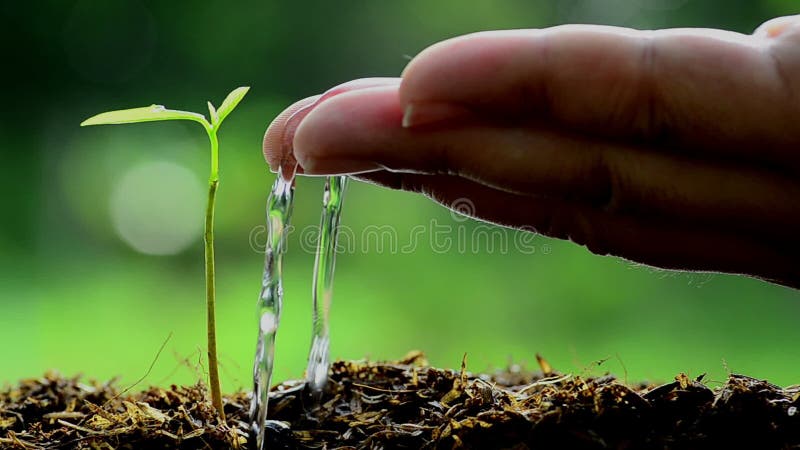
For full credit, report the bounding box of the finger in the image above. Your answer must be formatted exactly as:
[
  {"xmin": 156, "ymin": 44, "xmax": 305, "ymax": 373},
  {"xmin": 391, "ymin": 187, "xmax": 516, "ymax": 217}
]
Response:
[
  {"xmin": 263, "ymin": 77, "xmax": 400, "ymax": 179},
  {"xmin": 756, "ymin": 15, "xmax": 800, "ymax": 104},
  {"xmin": 353, "ymin": 171, "xmax": 799, "ymax": 287},
  {"xmin": 294, "ymin": 85, "xmax": 800, "ymax": 238},
  {"xmin": 263, "ymin": 95, "xmax": 320, "ymax": 179},
  {"xmin": 754, "ymin": 14, "xmax": 800, "ymax": 38},
  {"xmin": 398, "ymin": 26, "xmax": 800, "ymax": 167}
]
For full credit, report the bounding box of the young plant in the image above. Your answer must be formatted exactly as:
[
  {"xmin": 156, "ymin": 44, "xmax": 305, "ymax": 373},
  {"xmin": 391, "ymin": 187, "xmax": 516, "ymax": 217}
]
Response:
[{"xmin": 81, "ymin": 86, "xmax": 250, "ymax": 421}]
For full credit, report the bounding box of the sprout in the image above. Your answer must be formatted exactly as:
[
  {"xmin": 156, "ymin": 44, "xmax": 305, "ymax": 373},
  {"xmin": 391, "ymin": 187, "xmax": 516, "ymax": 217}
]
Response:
[{"xmin": 81, "ymin": 87, "xmax": 250, "ymax": 421}]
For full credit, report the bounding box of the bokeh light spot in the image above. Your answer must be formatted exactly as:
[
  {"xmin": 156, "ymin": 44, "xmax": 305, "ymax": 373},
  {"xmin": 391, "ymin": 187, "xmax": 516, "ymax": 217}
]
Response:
[{"xmin": 110, "ymin": 161, "xmax": 204, "ymax": 255}]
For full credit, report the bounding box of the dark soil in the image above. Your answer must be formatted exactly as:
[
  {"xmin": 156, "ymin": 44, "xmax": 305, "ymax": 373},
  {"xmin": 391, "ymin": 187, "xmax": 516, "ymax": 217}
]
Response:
[{"xmin": 2, "ymin": 352, "xmax": 799, "ymax": 449}]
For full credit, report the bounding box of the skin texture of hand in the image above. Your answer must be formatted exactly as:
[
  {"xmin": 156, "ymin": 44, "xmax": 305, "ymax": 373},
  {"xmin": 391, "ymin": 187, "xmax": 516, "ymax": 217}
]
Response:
[{"xmin": 264, "ymin": 16, "xmax": 800, "ymax": 289}]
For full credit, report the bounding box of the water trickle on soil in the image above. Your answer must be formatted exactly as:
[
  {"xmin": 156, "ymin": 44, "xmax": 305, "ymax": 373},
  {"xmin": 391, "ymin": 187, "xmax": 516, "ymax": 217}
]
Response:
[
  {"xmin": 250, "ymin": 172, "xmax": 348, "ymax": 449},
  {"xmin": 306, "ymin": 175, "xmax": 348, "ymax": 399},
  {"xmin": 250, "ymin": 172, "xmax": 294, "ymax": 450}
]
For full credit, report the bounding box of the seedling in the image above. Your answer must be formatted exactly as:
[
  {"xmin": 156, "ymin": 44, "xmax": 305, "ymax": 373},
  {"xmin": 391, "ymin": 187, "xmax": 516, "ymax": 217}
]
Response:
[{"xmin": 81, "ymin": 87, "xmax": 250, "ymax": 420}]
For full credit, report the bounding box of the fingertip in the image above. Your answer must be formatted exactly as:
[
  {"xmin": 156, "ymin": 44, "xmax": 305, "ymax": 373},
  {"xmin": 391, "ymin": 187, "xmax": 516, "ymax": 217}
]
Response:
[
  {"xmin": 398, "ymin": 26, "xmax": 657, "ymax": 124},
  {"xmin": 263, "ymin": 78, "xmax": 402, "ymax": 177},
  {"xmin": 754, "ymin": 14, "xmax": 800, "ymax": 39},
  {"xmin": 293, "ymin": 85, "xmax": 403, "ymax": 175},
  {"xmin": 263, "ymin": 95, "xmax": 320, "ymax": 173},
  {"xmin": 399, "ymin": 29, "xmax": 538, "ymax": 107}
]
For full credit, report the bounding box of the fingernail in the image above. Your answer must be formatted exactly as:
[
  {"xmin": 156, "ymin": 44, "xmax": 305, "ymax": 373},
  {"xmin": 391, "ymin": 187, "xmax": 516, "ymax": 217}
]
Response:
[
  {"xmin": 766, "ymin": 22, "xmax": 791, "ymax": 38},
  {"xmin": 402, "ymin": 102, "xmax": 474, "ymax": 128}
]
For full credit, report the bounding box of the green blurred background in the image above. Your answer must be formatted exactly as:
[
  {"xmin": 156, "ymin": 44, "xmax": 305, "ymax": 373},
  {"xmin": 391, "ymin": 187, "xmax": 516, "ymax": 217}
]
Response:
[{"xmin": 2, "ymin": 0, "xmax": 799, "ymax": 392}]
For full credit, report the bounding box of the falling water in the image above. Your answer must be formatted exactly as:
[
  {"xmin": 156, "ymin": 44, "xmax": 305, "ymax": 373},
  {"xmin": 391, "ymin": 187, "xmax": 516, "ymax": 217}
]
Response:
[
  {"xmin": 305, "ymin": 176, "xmax": 348, "ymax": 399},
  {"xmin": 250, "ymin": 172, "xmax": 294, "ymax": 450},
  {"xmin": 250, "ymin": 173, "xmax": 348, "ymax": 449}
]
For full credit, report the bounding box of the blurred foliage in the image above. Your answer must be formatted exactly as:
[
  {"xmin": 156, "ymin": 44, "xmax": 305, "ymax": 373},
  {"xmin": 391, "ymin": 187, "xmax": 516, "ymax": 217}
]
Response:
[{"xmin": 1, "ymin": 0, "xmax": 799, "ymax": 392}]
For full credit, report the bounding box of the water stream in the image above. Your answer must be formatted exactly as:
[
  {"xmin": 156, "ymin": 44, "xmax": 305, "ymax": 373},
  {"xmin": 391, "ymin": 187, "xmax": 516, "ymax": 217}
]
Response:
[
  {"xmin": 250, "ymin": 173, "xmax": 348, "ymax": 449},
  {"xmin": 305, "ymin": 175, "xmax": 348, "ymax": 399},
  {"xmin": 250, "ymin": 172, "xmax": 294, "ymax": 450}
]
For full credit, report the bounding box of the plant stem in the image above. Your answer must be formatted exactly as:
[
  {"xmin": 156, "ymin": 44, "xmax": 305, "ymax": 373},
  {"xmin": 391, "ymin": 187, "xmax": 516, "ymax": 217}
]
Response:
[{"xmin": 205, "ymin": 128, "xmax": 224, "ymax": 421}]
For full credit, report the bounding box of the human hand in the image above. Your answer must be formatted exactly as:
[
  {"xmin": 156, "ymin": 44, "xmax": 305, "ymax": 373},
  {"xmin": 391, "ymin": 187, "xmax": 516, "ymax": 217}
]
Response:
[{"xmin": 264, "ymin": 16, "xmax": 800, "ymax": 288}]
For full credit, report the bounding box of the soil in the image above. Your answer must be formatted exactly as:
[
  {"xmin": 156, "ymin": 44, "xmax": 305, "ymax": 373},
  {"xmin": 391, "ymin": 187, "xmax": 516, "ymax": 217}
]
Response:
[{"xmin": 2, "ymin": 352, "xmax": 799, "ymax": 449}]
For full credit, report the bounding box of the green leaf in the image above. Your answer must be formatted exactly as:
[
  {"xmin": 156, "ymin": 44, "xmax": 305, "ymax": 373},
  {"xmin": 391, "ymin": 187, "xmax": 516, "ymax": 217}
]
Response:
[
  {"xmin": 207, "ymin": 101, "xmax": 219, "ymax": 125},
  {"xmin": 80, "ymin": 105, "xmax": 208, "ymax": 127},
  {"xmin": 215, "ymin": 87, "xmax": 250, "ymax": 125}
]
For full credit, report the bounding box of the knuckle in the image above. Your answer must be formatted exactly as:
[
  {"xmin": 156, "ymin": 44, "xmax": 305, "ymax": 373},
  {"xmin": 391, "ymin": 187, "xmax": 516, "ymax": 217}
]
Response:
[{"xmin": 586, "ymin": 149, "xmax": 627, "ymax": 214}]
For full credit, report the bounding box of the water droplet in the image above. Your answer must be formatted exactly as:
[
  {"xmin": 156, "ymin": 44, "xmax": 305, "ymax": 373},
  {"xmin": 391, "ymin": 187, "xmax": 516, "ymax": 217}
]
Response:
[{"xmin": 259, "ymin": 312, "xmax": 278, "ymax": 335}]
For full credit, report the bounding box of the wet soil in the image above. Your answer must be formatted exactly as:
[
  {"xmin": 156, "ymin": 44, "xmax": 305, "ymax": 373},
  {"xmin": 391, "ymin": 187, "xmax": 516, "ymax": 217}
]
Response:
[{"xmin": 2, "ymin": 352, "xmax": 799, "ymax": 449}]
